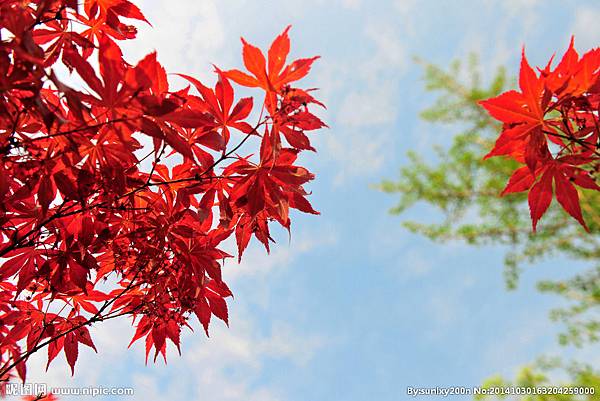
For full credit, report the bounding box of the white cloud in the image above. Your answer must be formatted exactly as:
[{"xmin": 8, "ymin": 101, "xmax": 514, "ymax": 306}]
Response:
[
  {"xmin": 572, "ymin": 6, "xmax": 600, "ymax": 50},
  {"xmin": 481, "ymin": 316, "xmax": 552, "ymax": 376},
  {"xmin": 12, "ymin": 5, "xmax": 335, "ymax": 397},
  {"xmin": 20, "ymin": 317, "xmax": 136, "ymax": 389},
  {"xmin": 336, "ymin": 87, "xmax": 398, "ymax": 128},
  {"xmin": 322, "ymin": 19, "xmax": 408, "ymax": 184},
  {"xmin": 128, "ymin": 310, "xmax": 325, "ymax": 401},
  {"xmin": 421, "ymin": 272, "xmax": 477, "ymax": 341},
  {"xmin": 393, "ymin": 0, "xmax": 417, "ymax": 15},
  {"xmin": 222, "ymin": 228, "xmax": 338, "ymax": 308},
  {"xmin": 119, "ymin": 0, "xmax": 228, "ymax": 81},
  {"xmin": 501, "ymin": 0, "xmax": 540, "ymax": 13},
  {"xmin": 363, "ymin": 21, "xmax": 407, "ymax": 75},
  {"xmin": 18, "ymin": 257, "xmax": 327, "ymax": 401},
  {"xmin": 341, "ymin": 0, "xmax": 361, "ymax": 9},
  {"xmin": 325, "ymin": 130, "xmax": 388, "ymax": 186},
  {"xmin": 335, "ymin": 21, "xmax": 406, "ymax": 129},
  {"xmin": 16, "ymin": 228, "xmax": 333, "ymax": 400},
  {"xmin": 400, "ymin": 250, "xmax": 434, "ymax": 278},
  {"xmin": 427, "ymin": 295, "xmax": 460, "ymax": 327},
  {"xmin": 224, "ymin": 229, "xmax": 337, "ymax": 282}
]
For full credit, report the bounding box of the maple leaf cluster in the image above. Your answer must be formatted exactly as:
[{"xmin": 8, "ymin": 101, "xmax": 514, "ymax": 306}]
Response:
[
  {"xmin": 480, "ymin": 39, "xmax": 600, "ymax": 232},
  {"xmin": 0, "ymin": 0, "xmax": 325, "ymax": 388}
]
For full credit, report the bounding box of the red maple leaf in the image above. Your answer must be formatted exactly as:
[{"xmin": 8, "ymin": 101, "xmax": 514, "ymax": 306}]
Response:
[
  {"xmin": 481, "ymin": 39, "xmax": 600, "ymax": 231},
  {"xmin": 225, "ymin": 26, "xmax": 319, "ymax": 110}
]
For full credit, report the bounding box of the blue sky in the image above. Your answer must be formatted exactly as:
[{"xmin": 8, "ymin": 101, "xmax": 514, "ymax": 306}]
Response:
[{"xmin": 17, "ymin": 0, "xmax": 600, "ymax": 400}]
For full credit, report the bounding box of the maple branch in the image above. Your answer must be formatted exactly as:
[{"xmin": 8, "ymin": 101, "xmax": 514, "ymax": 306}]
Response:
[
  {"xmin": 144, "ymin": 141, "xmax": 168, "ymax": 187},
  {"xmin": 0, "ymin": 306, "xmax": 140, "ymax": 381},
  {"xmin": 543, "ymin": 129, "xmax": 600, "ymax": 158},
  {"xmin": 0, "ymin": 105, "xmax": 266, "ymax": 259},
  {"xmin": 0, "ymin": 199, "xmax": 78, "ymax": 258},
  {"xmin": 1, "ymin": 7, "xmax": 325, "ymax": 382},
  {"xmin": 0, "ymin": 259, "xmax": 149, "ymax": 380},
  {"xmin": 26, "ymin": 117, "xmax": 134, "ymax": 142},
  {"xmin": 117, "ymin": 118, "xmax": 264, "ymax": 199},
  {"xmin": 2, "ymin": 251, "xmax": 153, "ymax": 378}
]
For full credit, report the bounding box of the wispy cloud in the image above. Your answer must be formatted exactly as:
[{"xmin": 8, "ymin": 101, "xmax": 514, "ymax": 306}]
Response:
[
  {"xmin": 322, "ymin": 18, "xmax": 409, "ymax": 185},
  {"xmin": 572, "ymin": 6, "xmax": 600, "ymax": 50},
  {"xmin": 21, "ymin": 232, "xmax": 331, "ymax": 400},
  {"xmin": 129, "ymin": 311, "xmax": 325, "ymax": 401},
  {"xmin": 120, "ymin": 0, "xmax": 229, "ymax": 81}
]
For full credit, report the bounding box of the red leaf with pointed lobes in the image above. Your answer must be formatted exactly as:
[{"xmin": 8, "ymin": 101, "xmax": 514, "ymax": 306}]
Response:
[
  {"xmin": 479, "ymin": 91, "xmax": 540, "ymax": 124},
  {"xmin": 278, "ymin": 57, "xmax": 320, "ymax": 87},
  {"xmin": 177, "ymin": 72, "xmax": 255, "ymax": 143},
  {"xmin": 68, "ymin": 260, "xmax": 88, "ymax": 292},
  {"xmin": 207, "ymin": 279, "xmax": 234, "ymax": 298},
  {"xmin": 38, "ymin": 176, "xmax": 55, "ymax": 215},
  {"xmin": 554, "ymin": 169, "xmax": 589, "ymax": 231},
  {"xmin": 524, "ymin": 128, "xmax": 550, "ymax": 172},
  {"xmin": 528, "ymin": 169, "xmax": 553, "ymax": 232},
  {"xmin": 46, "ymin": 337, "xmax": 64, "ymax": 371},
  {"xmin": 127, "ymin": 52, "xmax": 168, "ymax": 94},
  {"xmin": 151, "ymin": 325, "xmax": 166, "ymax": 362},
  {"xmin": 268, "ymin": 26, "xmax": 291, "ymax": 79},
  {"xmin": 225, "ymin": 26, "xmax": 320, "ymax": 92},
  {"xmin": 62, "ymin": 46, "xmax": 104, "ymax": 95},
  {"xmin": 571, "ymin": 170, "xmax": 600, "ymax": 190},
  {"xmin": 241, "ymin": 38, "xmax": 268, "ymax": 87},
  {"xmin": 207, "ymin": 294, "xmax": 228, "ymax": 326},
  {"xmin": 53, "ymin": 172, "xmax": 78, "ymax": 200},
  {"xmin": 480, "ymin": 38, "xmax": 600, "ymax": 231},
  {"xmin": 98, "ymin": 35, "xmax": 125, "ymax": 101},
  {"xmin": 64, "ymin": 332, "xmax": 79, "ymax": 375},
  {"xmin": 194, "ymin": 297, "xmax": 211, "ymax": 336},
  {"xmin": 163, "ymin": 109, "xmax": 213, "ymax": 128},
  {"xmin": 0, "ymin": 5, "xmax": 325, "ymax": 380},
  {"xmin": 484, "ymin": 124, "xmax": 532, "ymax": 160},
  {"xmin": 162, "ymin": 126, "xmax": 194, "ymax": 160},
  {"xmin": 166, "ymin": 319, "xmax": 181, "ymax": 355},
  {"xmin": 128, "ymin": 316, "xmax": 152, "ymax": 348},
  {"xmin": 289, "ymin": 191, "xmax": 319, "ymax": 215},
  {"xmin": 84, "ymin": 0, "xmax": 149, "ymax": 24},
  {"xmin": 518, "ymin": 48, "xmax": 545, "ymax": 119},
  {"xmin": 501, "ymin": 166, "xmax": 536, "ymax": 195}
]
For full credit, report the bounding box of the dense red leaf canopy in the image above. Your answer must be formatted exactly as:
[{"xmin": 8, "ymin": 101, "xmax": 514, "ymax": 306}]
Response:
[
  {"xmin": 480, "ymin": 39, "xmax": 600, "ymax": 231},
  {"xmin": 0, "ymin": 0, "xmax": 325, "ymax": 388}
]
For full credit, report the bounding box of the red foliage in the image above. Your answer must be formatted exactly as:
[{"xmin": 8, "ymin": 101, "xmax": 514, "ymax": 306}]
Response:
[
  {"xmin": 480, "ymin": 38, "xmax": 600, "ymax": 231},
  {"xmin": 22, "ymin": 394, "xmax": 56, "ymax": 401},
  {"xmin": 0, "ymin": 0, "xmax": 325, "ymax": 385}
]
